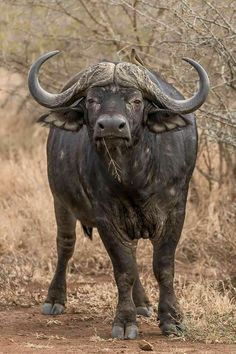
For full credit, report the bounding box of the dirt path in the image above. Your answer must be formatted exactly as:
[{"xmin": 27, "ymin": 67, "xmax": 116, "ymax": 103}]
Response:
[{"xmin": 0, "ymin": 306, "xmax": 236, "ymax": 354}]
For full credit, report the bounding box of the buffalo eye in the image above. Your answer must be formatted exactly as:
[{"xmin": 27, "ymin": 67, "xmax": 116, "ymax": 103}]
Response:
[
  {"xmin": 86, "ymin": 98, "xmax": 101, "ymax": 108},
  {"xmin": 126, "ymin": 98, "xmax": 142, "ymax": 106},
  {"xmin": 87, "ymin": 98, "xmax": 96, "ymax": 104}
]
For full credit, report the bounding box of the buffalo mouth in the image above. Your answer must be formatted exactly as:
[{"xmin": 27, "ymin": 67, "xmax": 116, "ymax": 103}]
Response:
[
  {"xmin": 95, "ymin": 135, "xmax": 130, "ymax": 142},
  {"xmin": 94, "ymin": 135, "xmax": 131, "ymax": 150}
]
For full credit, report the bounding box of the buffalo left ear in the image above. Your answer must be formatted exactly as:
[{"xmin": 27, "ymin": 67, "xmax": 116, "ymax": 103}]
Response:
[
  {"xmin": 146, "ymin": 110, "xmax": 190, "ymax": 134},
  {"xmin": 37, "ymin": 106, "xmax": 84, "ymax": 132}
]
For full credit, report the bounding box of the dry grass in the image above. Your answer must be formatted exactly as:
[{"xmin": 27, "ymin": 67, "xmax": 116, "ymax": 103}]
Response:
[
  {"xmin": 180, "ymin": 280, "xmax": 236, "ymax": 344},
  {"xmin": 0, "ymin": 70, "xmax": 236, "ymax": 345}
]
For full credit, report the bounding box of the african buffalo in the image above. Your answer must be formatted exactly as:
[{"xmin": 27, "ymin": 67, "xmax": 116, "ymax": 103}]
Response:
[{"xmin": 28, "ymin": 50, "xmax": 209, "ymax": 339}]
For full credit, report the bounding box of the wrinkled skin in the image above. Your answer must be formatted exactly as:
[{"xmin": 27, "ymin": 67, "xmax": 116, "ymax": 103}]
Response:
[{"xmin": 41, "ymin": 75, "xmax": 197, "ymax": 340}]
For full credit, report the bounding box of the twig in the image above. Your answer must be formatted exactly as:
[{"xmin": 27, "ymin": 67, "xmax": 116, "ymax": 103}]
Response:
[{"xmin": 102, "ymin": 139, "xmax": 122, "ymax": 182}]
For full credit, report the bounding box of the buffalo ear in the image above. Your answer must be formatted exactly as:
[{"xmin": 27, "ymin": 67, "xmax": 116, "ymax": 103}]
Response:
[
  {"xmin": 146, "ymin": 110, "xmax": 190, "ymax": 134},
  {"xmin": 37, "ymin": 106, "xmax": 84, "ymax": 132}
]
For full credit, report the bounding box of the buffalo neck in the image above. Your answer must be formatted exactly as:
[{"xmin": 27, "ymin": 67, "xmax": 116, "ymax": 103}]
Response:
[{"xmin": 94, "ymin": 129, "xmax": 158, "ymax": 197}]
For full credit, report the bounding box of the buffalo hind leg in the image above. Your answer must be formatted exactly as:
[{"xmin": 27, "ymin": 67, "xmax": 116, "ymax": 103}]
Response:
[
  {"xmin": 153, "ymin": 208, "xmax": 186, "ymax": 336},
  {"xmin": 98, "ymin": 223, "xmax": 138, "ymax": 339},
  {"xmin": 42, "ymin": 199, "xmax": 76, "ymax": 315},
  {"xmin": 132, "ymin": 243, "xmax": 152, "ymax": 317},
  {"xmin": 131, "ymin": 245, "xmax": 152, "ymax": 317},
  {"xmin": 133, "ymin": 276, "xmax": 152, "ymax": 317}
]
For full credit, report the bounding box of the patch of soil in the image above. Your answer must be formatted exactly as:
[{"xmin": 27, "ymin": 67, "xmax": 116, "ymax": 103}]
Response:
[{"xmin": 1, "ymin": 276, "xmax": 236, "ymax": 354}]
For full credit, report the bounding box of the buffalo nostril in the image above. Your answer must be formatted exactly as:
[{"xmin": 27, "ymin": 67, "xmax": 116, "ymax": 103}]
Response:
[
  {"xmin": 98, "ymin": 122, "xmax": 105, "ymax": 130},
  {"xmin": 119, "ymin": 122, "xmax": 126, "ymax": 130}
]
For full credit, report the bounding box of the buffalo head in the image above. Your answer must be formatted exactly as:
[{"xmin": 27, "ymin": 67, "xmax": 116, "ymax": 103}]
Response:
[{"xmin": 28, "ymin": 51, "xmax": 209, "ymax": 151}]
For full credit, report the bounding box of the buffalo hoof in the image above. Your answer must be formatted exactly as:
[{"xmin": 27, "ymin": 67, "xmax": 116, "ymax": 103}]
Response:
[
  {"xmin": 136, "ymin": 306, "xmax": 152, "ymax": 317},
  {"xmin": 112, "ymin": 323, "xmax": 139, "ymax": 340},
  {"xmin": 160, "ymin": 322, "xmax": 186, "ymax": 337},
  {"xmin": 42, "ymin": 302, "xmax": 65, "ymax": 315}
]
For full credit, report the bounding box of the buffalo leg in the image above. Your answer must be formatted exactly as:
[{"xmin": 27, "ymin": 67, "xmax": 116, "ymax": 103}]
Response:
[
  {"xmin": 133, "ymin": 276, "xmax": 152, "ymax": 317},
  {"xmin": 98, "ymin": 223, "xmax": 138, "ymax": 339},
  {"xmin": 42, "ymin": 198, "xmax": 76, "ymax": 315},
  {"xmin": 132, "ymin": 245, "xmax": 152, "ymax": 317},
  {"xmin": 152, "ymin": 208, "xmax": 185, "ymax": 336}
]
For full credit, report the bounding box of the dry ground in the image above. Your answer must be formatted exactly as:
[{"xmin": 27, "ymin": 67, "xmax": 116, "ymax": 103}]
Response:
[
  {"xmin": 1, "ymin": 292, "xmax": 236, "ymax": 354},
  {"xmin": 1, "ymin": 69, "xmax": 236, "ymax": 353},
  {"xmin": 0, "ymin": 271, "xmax": 236, "ymax": 354}
]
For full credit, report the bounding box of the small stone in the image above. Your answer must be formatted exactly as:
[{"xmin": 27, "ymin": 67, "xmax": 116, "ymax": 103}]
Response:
[{"xmin": 139, "ymin": 340, "xmax": 154, "ymax": 351}]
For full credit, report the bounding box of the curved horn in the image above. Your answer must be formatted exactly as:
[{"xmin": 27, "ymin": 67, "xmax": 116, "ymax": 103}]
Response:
[
  {"xmin": 28, "ymin": 51, "xmax": 78, "ymax": 108},
  {"xmin": 150, "ymin": 58, "xmax": 210, "ymax": 114},
  {"xmin": 116, "ymin": 58, "xmax": 210, "ymax": 114}
]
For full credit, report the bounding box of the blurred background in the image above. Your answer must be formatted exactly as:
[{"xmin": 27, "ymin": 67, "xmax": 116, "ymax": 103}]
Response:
[{"xmin": 0, "ymin": 0, "xmax": 235, "ymax": 344}]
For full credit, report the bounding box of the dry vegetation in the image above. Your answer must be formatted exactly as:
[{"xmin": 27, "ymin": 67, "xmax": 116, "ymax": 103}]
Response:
[{"xmin": 0, "ymin": 0, "xmax": 236, "ymax": 349}]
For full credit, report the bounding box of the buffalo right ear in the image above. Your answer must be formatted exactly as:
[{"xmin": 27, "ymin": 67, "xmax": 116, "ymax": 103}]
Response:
[{"xmin": 37, "ymin": 106, "xmax": 84, "ymax": 132}]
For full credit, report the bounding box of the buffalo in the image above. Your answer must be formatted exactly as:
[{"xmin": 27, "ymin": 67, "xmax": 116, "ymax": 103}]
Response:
[{"xmin": 28, "ymin": 50, "xmax": 209, "ymax": 339}]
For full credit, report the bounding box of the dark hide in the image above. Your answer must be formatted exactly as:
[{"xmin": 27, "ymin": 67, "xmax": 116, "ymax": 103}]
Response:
[{"xmin": 40, "ymin": 72, "xmax": 197, "ymax": 339}]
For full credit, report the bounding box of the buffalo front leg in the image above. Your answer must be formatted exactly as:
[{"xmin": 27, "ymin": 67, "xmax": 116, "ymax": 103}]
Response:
[
  {"xmin": 98, "ymin": 223, "xmax": 138, "ymax": 339},
  {"xmin": 42, "ymin": 199, "xmax": 76, "ymax": 315},
  {"xmin": 153, "ymin": 208, "xmax": 186, "ymax": 336}
]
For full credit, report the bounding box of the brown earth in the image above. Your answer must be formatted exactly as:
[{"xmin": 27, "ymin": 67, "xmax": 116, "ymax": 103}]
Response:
[
  {"xmin": 1, "ymin": 275, "xmax": 236, "ymax": 354},
  {"xmin": 1, "ymin": 308, "xmax": 236, "ymax": 354}
]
